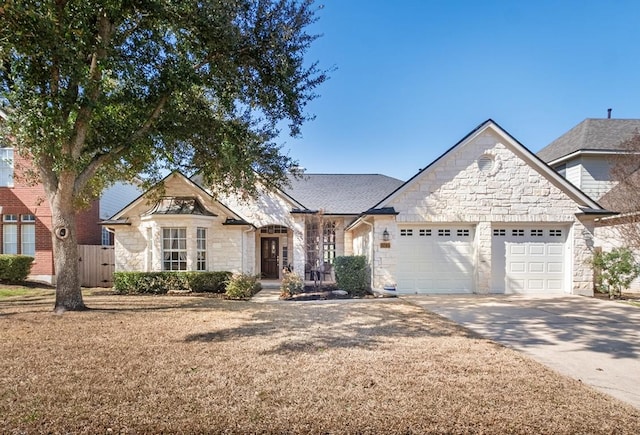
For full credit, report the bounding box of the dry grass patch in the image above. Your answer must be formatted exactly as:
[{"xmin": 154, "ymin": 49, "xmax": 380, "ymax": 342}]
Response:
[{"xmin": 1, "ymin": 293, "xmax": 639, "ymax": 434}]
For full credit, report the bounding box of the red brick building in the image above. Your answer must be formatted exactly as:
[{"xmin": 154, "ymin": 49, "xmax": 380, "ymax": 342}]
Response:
[{"xmin": 0, "ymin": 147, "xmax": 102, "ymax": 283}]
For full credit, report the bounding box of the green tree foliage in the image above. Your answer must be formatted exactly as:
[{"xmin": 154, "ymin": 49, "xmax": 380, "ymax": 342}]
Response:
[
  {"xmin": 0, "ymin": 0, "xmax": 326, "ymax": 312},
  {"xmin": 592, "ymin": 247, "xmax": 640, "ymax": 299}
]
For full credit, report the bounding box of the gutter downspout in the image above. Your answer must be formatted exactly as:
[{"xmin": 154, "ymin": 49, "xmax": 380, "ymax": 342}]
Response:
[{"xmin": 361, "ymin": 219, "xmax": 375, "ymax": 290}]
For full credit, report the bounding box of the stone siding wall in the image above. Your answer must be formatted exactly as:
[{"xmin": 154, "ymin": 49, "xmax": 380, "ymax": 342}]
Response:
[
  {"xmin": 381, "ymin": 129, "xmax": 594, "ymax": 294},
  {"xmin": 114, "ymin": 174, "xmax": 251, "ymax": 274}
]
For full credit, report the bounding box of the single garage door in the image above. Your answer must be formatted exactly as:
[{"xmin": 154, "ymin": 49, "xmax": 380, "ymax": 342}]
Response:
[
  {"xmin": 396, "ymin": 225, "xmax": 475, "ymax": 294},
  {"xmin": 491, "ymin": 226, "xmax": 568, "ymax": 294}
]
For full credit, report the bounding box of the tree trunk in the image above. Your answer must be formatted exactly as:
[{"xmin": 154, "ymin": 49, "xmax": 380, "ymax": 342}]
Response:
[{"xmin": 51, "ymin": 190, "xmax": 86, "ymax": 313}]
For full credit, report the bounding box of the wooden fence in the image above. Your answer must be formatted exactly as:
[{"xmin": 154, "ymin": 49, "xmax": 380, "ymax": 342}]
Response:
[{"xmin": 78, "ymin": 245, "xmax": 115, "ymax": 287}]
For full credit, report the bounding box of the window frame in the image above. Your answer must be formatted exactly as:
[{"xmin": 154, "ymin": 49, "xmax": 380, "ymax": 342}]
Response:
[
  {"xmin": 196, "ymin": 227, "xmax": 207, "ymax": 271},
  {"xmin": 162, "ymin": 227, "xmax": 187, "ymax": 271},
  {"xmin": 0, "ymin": 147, "xmax": 14, "ymax": 187}
]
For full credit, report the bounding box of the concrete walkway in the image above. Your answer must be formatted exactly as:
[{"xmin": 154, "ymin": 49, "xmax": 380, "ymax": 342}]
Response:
[
  {"xmin": 403, "ymin": 294, "xmax": 640, "ymax": 409},
  {"xmin": 251, "ymin": 286, "xmax": 282, "ymax": 303}
]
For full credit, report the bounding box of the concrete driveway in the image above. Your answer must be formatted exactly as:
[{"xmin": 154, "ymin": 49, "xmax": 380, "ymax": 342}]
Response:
[{"xmin": 403, "ymin": 294, "xmax": 640, "ymax": 409}]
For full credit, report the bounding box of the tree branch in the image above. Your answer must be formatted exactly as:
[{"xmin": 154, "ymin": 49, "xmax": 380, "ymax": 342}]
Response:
[
  {"xmin": 73, "ymin": 94, "xmax": 169, "ymax": 194},
  {"xmin": 69, "ymin": 9, "xmax": 113, "ymax": 159}
]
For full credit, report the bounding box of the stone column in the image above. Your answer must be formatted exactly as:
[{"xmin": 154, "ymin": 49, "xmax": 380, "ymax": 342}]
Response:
[
  {"xmin": 475, "ymin": 221, "xmax": 492, "ymax": 294},
  {"xmin": 292, "ymin": 215, "xmax": 306, "ymax": 280}
]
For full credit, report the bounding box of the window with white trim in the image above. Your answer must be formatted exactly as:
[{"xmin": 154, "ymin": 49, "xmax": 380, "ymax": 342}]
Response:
[
  {"xmin": 0, "ymin": 148, "xmax": 14, "ymax": 187},
  {"xmin": 438, "ymin": 229, "xmax": 451, "ymax": 237},
  {"xmin": 101, "ymin": 227, "xmax": 113, "ymax": 246},
  {"xmin": 457, "ymin": 229, "xmax": 470, "ymax": 237},
  {"xmin": 493, "ymin": 229, "xmax": 506, "ymax": 236},
  {"xmin": 511, "ymin": 229, "xmax": 525, "ymax": 237},
  {"xmin": 196, "ymin": 227, "xmax": 207, "ymax": 271},
  {"xmin": 162, "ymin": 227, "xmax": 187, "ymax": 270},
  {"xmin": 530, "ymin": 229, "xmax": 543, "ymax": 237},
  {"xmin": 400, "ymin": 229, "xmax": 413, "ymax": 237},
  {"xmin": 419, "ymin": 229, "xmax": 432, "ymax": 236},
  {"xmin": 549, "ymin": 229, "xmax": 563, "ymax": 237},
  {"xmin": 20, "ymin": 214, "xmax": 35, "ymax": 256},
  {"xmin": 3, "ymin": 214, "xmax": 17, "ymax": 254}
]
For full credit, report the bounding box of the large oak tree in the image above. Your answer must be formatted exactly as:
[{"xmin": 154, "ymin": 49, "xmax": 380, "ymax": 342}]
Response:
[{"xmin": 0, "ymin": 0, "xmax": 326, "ymax": 312}]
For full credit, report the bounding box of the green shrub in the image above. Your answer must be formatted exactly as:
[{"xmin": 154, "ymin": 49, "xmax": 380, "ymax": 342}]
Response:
[
  {"xmin": 113, "ymin": 272, "xmax": 190, "ymax": 294},
  {"xmin": 334, "ymin": 256, "xmax": 370, "ymax": 296},
  {"xmin": 225, "ymin": 273, "xmax": 261, "ymax": 299},
  {"xmin": 592, "ymin": 247, "xmax": 640, "ymax": 299},
  {"xmin": 280, "ymin": 270, "xmax": 304, "ymax": 299},
  {"xmin": 0, "ymin": 255, "xmax": 34, "ymax": 282},
  {"xmin": 186, "ymin": 271, "xmax": 232, "ymax": 293}
]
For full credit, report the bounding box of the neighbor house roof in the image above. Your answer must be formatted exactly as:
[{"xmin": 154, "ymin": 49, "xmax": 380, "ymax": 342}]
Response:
[
  {"xmin": 537, "ymin": 119, "xmax": 640, "ymax": 164},
  {"xmin": 282, "ymin": 174, "xmax": 404, "ymax": 215}
]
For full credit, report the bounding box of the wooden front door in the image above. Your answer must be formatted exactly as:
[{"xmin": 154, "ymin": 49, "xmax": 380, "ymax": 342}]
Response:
[{"xmin": 261, "ymin": 238, "xmax": 279, "ymax": 279}]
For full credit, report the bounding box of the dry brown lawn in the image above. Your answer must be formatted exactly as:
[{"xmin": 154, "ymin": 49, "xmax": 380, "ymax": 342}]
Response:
[{"xmin": 1, "ymin": 291, "xmax": 639, "ymax": 434}]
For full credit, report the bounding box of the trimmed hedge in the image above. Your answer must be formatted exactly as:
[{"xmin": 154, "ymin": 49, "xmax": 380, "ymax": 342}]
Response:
[
  {"xmin": 0, "ymin": 255, "xmax": 34, "ymax": 282},
  {"xmin": 186, "ymin": 271, "xmax": 233, "ymax": 293},
  {"xmin": 334, "ymin": 256, "xmax": 369, "ymax": 296},
  {"xmin": 113, "ymin": 271, "xmax": 232, "ymax": 294}
]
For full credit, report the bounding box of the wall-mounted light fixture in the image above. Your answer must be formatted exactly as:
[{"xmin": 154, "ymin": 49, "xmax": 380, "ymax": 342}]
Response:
[{"xmin": 382, "ymin": 228, "xmax": 390, "ymax": 241}]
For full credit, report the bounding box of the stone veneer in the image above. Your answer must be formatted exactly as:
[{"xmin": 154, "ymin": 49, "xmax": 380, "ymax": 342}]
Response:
[
  {"xmin": 113, "ymin": 174, "xmax": 350, "ymax": 280},
  {"xmin": 114, "ymin": 174, "xmax": 249, "ymax": 274},
  {"xmin": 369, "ymin": 128, "xmax": 597, "ymax": 295}
]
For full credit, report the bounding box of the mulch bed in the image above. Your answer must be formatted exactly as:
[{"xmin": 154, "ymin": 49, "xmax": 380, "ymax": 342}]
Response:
[{"xmin": 284, "ymin": 285, "xmax": 374, "ymax": 301}]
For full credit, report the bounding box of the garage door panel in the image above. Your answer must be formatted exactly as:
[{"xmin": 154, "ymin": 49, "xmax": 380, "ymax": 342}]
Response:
[
  {"xmin": 510, "ymin": 262, "xmax": 525, "ymax": 273},
  {"xmin": 510, "ymin": 245, "xmax": 526, "ymax": 255},
  {"xmin": 528, "ymin": 279, "xmax": 544, "ymax": 290},
  {"xmin": 397, "ymin": 225, "xmax": 474, "ymax": 294},
  {"xmin": 548, "ymin": 262, "xmax": 563, "ymax": 273},
  {"xmin": 547, "ymin": 245, "xmax": 563, "ymax": 255},
  {"xmin": 548, "ymin": 280, "xmax": 563, "ymax": 290},
  {"xmin": 529, "ymin": 262, "xmax": 544, "ymax": 273},
  {"xmin": 493, "ymin": 226, "xmax": 568, "ymax": 294},
  {"xmin": 529, "ymin": 245, "xmax": 545, "ymax": 255}
]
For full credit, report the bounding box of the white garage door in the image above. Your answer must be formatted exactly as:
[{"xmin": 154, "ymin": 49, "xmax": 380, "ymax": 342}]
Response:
[
  {"xmin": 396, "ymin": 226, "xmax": 475, "ymax": 294},
  {"xmin": 491, "ymin": 226, "xmax": 568, "ymax": 294}
]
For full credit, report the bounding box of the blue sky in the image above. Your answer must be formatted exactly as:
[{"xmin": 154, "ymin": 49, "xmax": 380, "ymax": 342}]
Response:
[{"xmin": 281, "ymin": 0, "xmax": 640, "ymax": 181}]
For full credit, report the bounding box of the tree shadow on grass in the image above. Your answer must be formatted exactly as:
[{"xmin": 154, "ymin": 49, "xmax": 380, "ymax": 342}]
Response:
[
  {"xmin": 0, "ymin": 293, "xmax": 244, "ymax": 317},
  {"xmin": 184, "ymin": 299, "xmax": 481, "ymax": 355}
]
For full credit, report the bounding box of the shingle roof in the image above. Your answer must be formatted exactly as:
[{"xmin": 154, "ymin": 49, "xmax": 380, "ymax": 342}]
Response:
[
  {"xmin": 537, "ymin": 119, "xmax": 640, "ymax": 163},
  {"xmin": 283, "ymin": 174, "xmax": 404, "ymax": 214}
]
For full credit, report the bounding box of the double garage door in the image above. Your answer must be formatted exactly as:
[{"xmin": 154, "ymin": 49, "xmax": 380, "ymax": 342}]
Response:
[{"xmin": 396, "ymin": 225, "xmax": 568, "ymax": 294}]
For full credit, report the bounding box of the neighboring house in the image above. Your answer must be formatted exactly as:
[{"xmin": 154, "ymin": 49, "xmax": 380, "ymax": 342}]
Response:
[
  {"xmin": 538, "ymin": 117, "xmax": 640, "ymax": 291},
  {"xmin": 537, "ymin": 118, "xmax": 640, "ymax": 200},
  {"xmin": 107, "ymin": 119, "xmax": 612, "ymax": 296},
  {"xmin": 0, "ymin": 110, "xmax": 140, "ymax": 283}
]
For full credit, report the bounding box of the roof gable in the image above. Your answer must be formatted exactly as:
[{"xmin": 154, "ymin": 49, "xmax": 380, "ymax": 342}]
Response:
[
  {"xmin": 374, "ymin": 119, "xmax": 603, "ymax": 212},
  {"xmin": 537, "ymin": 118, "xmax": 640, "ymax": 163},
  {"xmin": 109, "ymin": 172, "xmax": 245, "ymax": 222}
]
